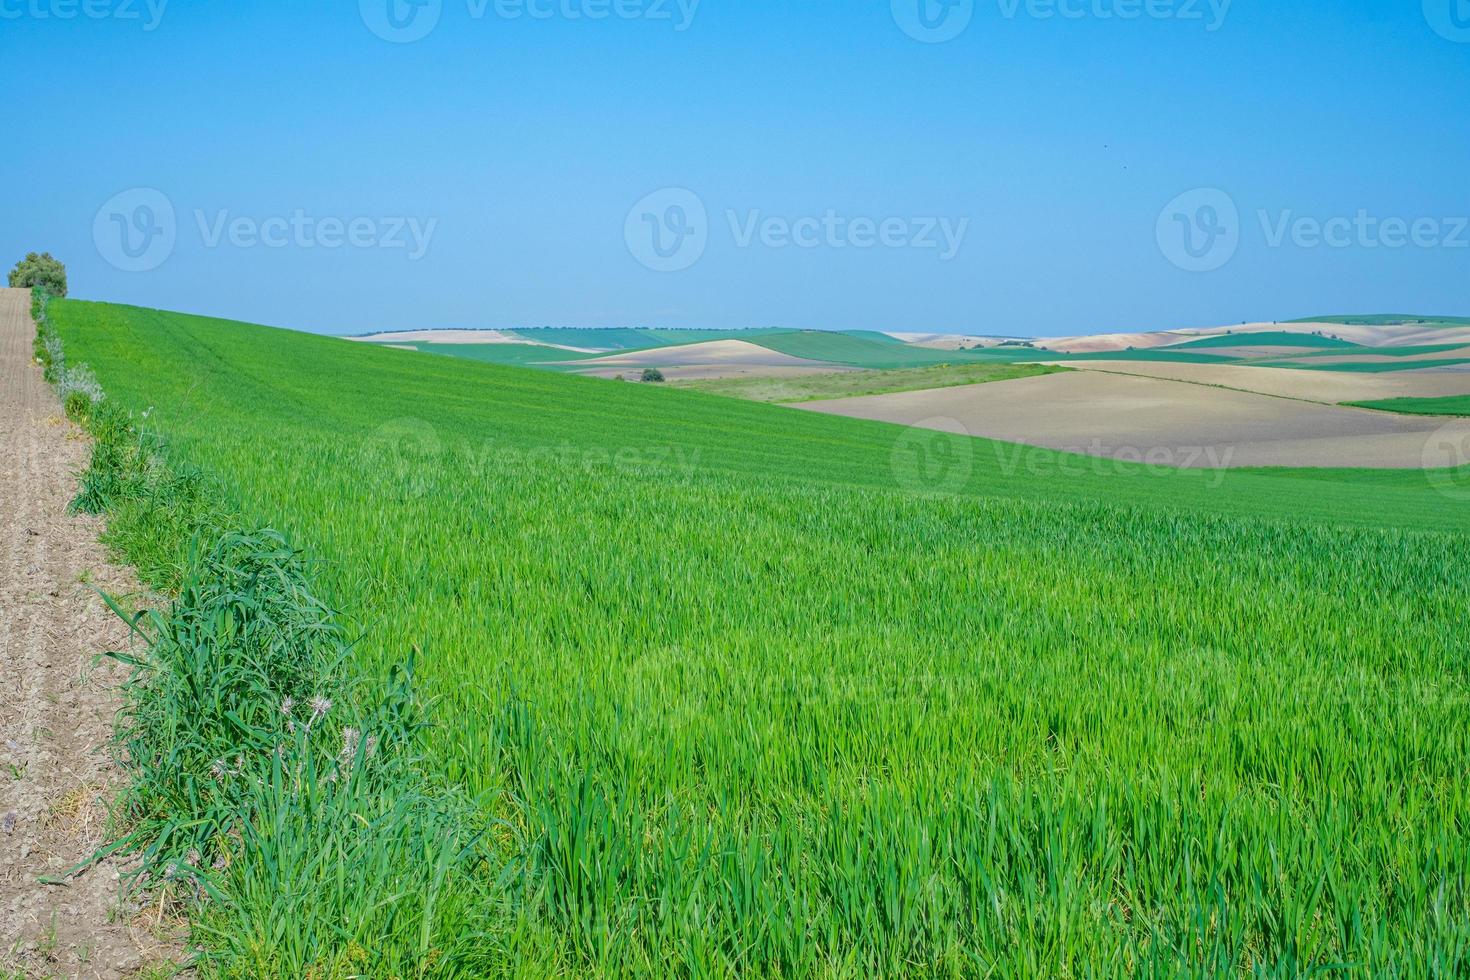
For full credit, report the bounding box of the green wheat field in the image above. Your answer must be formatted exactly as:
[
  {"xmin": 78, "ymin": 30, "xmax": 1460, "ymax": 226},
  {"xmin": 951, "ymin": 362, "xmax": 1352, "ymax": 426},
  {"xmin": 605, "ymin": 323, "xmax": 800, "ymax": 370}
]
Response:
[{"xmin": 47, "ymin": 297, "xmax": 1470, "ymax": 976}]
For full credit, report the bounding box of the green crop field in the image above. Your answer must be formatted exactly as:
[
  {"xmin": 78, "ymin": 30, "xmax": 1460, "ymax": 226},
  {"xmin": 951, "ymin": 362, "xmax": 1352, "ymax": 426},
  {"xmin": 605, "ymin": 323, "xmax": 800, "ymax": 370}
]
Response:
[
  {"xmin": 1291, "ymin": 314, "xmax": 1470, "ymax": 327},
  {"xmin": 675, "ymin": 361, "xmax": 1067, "ymax": 403},
  {"xmin": 409, "ymin": 341, "xmax": 602, "ymax": 369},
  {"xmin": 747, "ymin": 330, "xmax": 1037, "ymax": 369},
  {"xmin": 49, "ymin": 298, "xmax": 1470, "ymax": 975},
  {"xmin": 1348, "ymin": 394, "xmax": 1470, "ymax": 416},
  {"xmin": 1160, "ymin": 331, "xmax": 1360, "ymax": 350},
  {"xmin": 1251, "ymin": 357, "xmax": 1470, "ymax": 373}
]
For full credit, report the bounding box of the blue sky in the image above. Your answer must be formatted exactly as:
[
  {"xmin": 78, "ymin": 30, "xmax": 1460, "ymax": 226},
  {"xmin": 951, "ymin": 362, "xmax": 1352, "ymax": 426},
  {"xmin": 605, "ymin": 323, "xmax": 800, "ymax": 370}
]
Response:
[{"xmin": 2, "ymin": 0, "xmax": 1467, "ymax": 336}]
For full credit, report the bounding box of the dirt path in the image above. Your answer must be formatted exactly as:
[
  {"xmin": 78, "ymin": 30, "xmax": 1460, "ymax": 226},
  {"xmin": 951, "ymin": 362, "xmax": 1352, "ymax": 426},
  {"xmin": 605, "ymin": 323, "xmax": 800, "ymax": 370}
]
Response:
[{"xmin": 0, "ymin": 288, "xmax": 180, "ymax": 977}]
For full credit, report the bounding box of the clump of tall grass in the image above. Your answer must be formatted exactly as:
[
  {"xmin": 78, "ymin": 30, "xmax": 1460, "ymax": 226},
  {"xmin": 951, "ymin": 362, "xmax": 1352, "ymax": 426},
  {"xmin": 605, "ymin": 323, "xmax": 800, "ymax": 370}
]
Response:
[
  {"xmin": 32, "ymin": 292, "xmax": 506, "ymax": 977},
  {"xmin": 32, "ymin": 284, "xmax": 105, "ymax": 419}
]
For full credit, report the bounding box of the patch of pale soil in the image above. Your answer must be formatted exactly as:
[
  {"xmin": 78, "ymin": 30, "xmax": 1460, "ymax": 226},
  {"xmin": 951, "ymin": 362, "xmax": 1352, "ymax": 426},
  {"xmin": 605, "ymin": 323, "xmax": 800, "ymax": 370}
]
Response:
[
  {"xmin": 1036, "ymin": 329, "xmax": 1209, "ymax": 354},
  {"xmin": 882, "ymin": 332, "xmax": 998, "ymax": 350},
  {"xmin": 558, "ymin": 340, "xmax": 859, "ymax": 381},
  {"xmin": 796, "ymin": 368, "xmax": 1470, "ymax": 468},
  {"xmin": 1045, "ymin": 360, "xmax": 1470, "ymax": 403},
  {"xmin": 1038, "ymin": 320, "xmax": 1470, "ymax": 354},
  {"xmin": 0, "ymin": 289, "xmax": 183, "ymax": 977},
  {"xmin": 347, "ymin": 329, "xmax": 601, "ymax": 352}
]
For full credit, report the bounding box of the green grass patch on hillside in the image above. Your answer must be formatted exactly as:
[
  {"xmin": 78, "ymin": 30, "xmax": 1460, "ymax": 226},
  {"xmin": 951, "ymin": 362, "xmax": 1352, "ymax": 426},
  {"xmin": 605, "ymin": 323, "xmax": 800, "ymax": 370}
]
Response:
[
  {"xmin": 51, "ymin": 298, "xmax": 1470, "ymax": 975},
  {"xmin": 751, "ymin": 330, "xmax": 1037, "ymax": 369},
  {"xmin": 1278, "ymin": 343, "xmax": 1470, "ymax": 359},
  {"xmin": 408, "ymin": 341, "xmax": 602, "ymax": 369},
  {"xmin": 1346, "ymin": 394, "xmax": 1470, "ymax": 417},
  {"xmin": 1160, "ymin": 331, "xmax": 1360, "ymax": 350},
  {"xmin": 675, "ymin": 361, "xmax": 1067, "ymax": 403},
  {"xmin": 1061, "ymin": 349, "xmax": 1240, "ymax": 365},
  {"xmin": 1251, "ymin": 357, "xmax": 1470, "ymax": 373}
]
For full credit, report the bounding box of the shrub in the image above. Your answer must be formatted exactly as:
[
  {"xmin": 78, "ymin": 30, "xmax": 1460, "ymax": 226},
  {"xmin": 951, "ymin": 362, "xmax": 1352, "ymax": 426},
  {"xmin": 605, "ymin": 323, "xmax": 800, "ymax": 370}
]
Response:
[
  {"xmin": 9, "ymin": 252, "xmax": 67, "ymax": 296},
  {"xmin": 641, "ymin": 368, "xmax": 666, "ymax": 383}
]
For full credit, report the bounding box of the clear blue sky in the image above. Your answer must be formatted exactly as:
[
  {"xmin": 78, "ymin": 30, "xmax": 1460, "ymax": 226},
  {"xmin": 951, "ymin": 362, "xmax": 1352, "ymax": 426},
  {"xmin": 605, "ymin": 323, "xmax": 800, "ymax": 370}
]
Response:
[{"xmin": 3, "ymin": 0, "xmax": 1467, "ymax": 336}]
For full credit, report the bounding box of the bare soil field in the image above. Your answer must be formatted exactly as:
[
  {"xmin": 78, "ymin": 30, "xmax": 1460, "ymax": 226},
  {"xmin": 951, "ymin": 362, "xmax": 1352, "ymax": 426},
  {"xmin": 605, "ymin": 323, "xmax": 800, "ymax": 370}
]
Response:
[
  {"xmin": 797, "ymin": 369, "xmax": 1470, "ymax": 468},
  {"xmin": 1052, "ymin": 360, "xmax": 1470, "ymax": 403},
  {"xmin": 0, "ymin": 289, "xmax": 182, "ymax": 976},
  {"xmin": 559, "ymin": 339, "xmax": 860, "ymax": 381},
  {"xmin": 1037, "ymin": 320, "xmax": 1470, "ymax": 353}
]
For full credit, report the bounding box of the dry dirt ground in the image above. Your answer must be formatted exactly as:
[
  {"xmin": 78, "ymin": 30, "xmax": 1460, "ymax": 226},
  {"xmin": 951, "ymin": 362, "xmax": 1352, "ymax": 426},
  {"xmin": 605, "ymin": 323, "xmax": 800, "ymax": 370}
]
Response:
[
  {"xmin": 1050, "ymin": 360, "xmax": 1470, "ymax": 403},
  {"xmin": 1035, "ymin": 320, "xmax": 1470, "ymax": 353},
  {"xmin": 557, "ymin": 339, "xmax": 862, "ymax": 382},
  {"xmin": 0, "ymin": 289, "xmax": 183, "ymax": 977},
  {"xmin": 797, "ymin": 369, "xmax": 1470, "ymax": 469}
]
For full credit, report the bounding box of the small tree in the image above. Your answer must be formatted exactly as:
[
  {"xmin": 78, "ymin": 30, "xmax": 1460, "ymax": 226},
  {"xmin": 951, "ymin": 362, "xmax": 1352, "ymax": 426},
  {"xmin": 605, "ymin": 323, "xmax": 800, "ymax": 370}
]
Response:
[
  {"xmin": 641, "ymin": 368, "xmax": 666, "ymax": 383},
  {"xmin": 9, "ymin": 253, "xmax": 67, "ymax": 296}
]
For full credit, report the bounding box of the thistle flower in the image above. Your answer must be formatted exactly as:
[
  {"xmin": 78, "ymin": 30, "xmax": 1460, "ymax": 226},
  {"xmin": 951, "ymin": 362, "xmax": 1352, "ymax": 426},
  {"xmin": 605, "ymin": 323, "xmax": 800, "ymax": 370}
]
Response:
[
  {"xmin": 309, "ymin": 696, "xmax": 332, "ymax": 724},
  {"xmin": 340, "ymin": 727, "xmax": 361, "ymax": 760}
]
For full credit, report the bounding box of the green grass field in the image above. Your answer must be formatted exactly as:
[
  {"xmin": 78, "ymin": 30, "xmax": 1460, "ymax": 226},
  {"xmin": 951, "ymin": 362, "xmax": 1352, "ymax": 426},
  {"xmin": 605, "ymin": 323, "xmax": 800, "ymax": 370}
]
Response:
[
  {"xmin": 1251, "ymin": 357, "xmax": 1470, "ymax": 373},
  {"xmin": 1348, "ymin": 394, "xmax": 1470, "ymax": 416},
  {"xmin": 673, "ymin": 361, "xmax": 1067, "ymax": 403},
  {"xmin": 52, "ymin": 298, "xmax": 1470, "ymax": 975},
  {"xmin": 1159, "ymin": 331, "xmax": 1360, "ymax": 350},
  {"xmin": 745, "ymin": 330, "xmax": 1036, "ymax": 369},
  {"xmin": 408, "ymin": 341, "xmax": 603, "ymax": 369}
]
